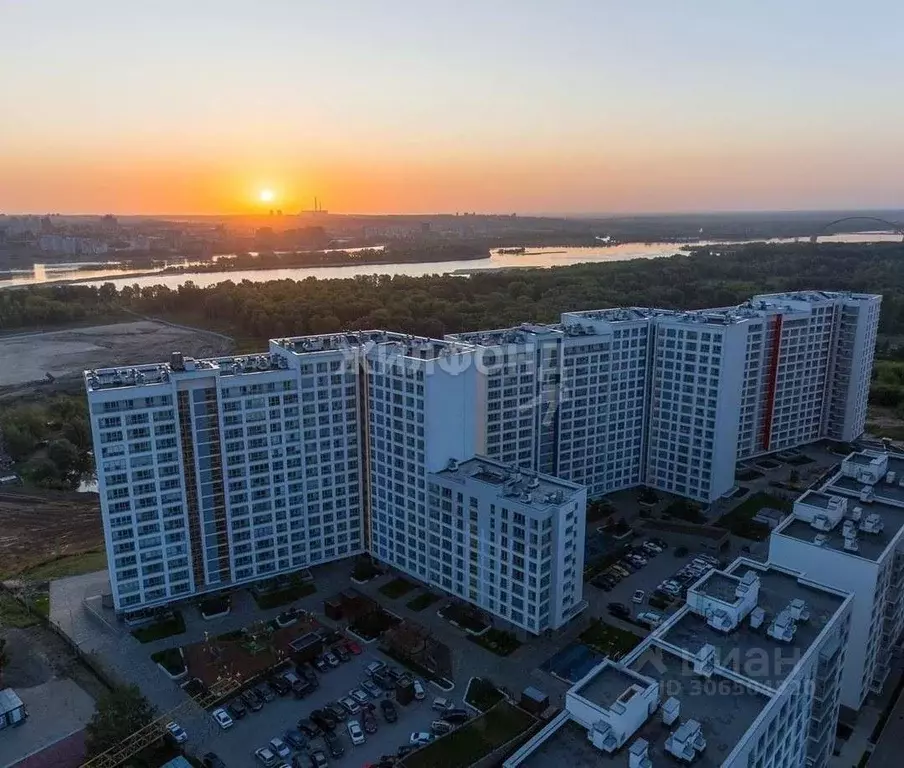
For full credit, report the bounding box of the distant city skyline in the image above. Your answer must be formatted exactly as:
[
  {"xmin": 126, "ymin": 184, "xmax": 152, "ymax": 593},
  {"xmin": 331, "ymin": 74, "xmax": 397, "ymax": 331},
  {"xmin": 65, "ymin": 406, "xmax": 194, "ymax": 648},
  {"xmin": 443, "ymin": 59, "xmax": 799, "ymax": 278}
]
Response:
[{"xmin": 2, "ymin": 1, "xmax": 903, "ymax": 215}]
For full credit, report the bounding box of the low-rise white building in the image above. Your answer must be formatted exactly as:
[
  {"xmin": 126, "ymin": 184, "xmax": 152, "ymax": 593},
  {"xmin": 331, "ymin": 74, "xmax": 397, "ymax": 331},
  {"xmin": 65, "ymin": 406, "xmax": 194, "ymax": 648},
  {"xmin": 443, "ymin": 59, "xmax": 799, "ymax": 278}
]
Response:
[{"xmin": 505, "ymin": 560, "xmax": 852, "ymax": 768}]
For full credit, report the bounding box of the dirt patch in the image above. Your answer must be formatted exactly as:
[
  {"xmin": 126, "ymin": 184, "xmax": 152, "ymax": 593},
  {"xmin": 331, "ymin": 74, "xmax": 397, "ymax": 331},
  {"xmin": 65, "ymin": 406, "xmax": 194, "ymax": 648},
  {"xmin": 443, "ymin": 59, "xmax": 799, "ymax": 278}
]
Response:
[
  {"xmin": 0, "ymin": 320, "xmax": 233, "ymax": 389},
  {"xmin": 0, "ymin": 489, "xmax": 103, "ymax": 577}
]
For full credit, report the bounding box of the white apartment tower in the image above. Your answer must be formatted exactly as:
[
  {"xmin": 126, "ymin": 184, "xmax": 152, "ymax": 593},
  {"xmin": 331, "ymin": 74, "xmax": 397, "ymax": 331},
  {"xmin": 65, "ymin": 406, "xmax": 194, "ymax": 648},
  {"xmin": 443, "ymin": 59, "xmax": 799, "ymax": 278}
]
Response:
[
  {"xmin": 505, "ymin": 560, "xmax": 852, "ymax": 768},
  {"xmin": 769, "ymin": 449, "xmax": 904, "ymax": 713},
  {"xmin": 86, "ymin": 290, "xmax": 879, "ymax": 619}
]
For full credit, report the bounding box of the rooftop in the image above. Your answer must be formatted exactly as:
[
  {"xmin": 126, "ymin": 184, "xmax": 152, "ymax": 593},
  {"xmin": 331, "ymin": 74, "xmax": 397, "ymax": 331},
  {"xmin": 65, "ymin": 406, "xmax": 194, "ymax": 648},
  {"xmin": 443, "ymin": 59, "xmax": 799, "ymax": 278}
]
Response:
[
  {"xmin": 430, "ymin": 456, "xmax": 583, "ymax": 512},
  {"xmin": 574, "ymin": 663, "xmax": 651, "ymax": 710},
  {"xmin": 661, "ymin": 562, "xmax": 847, "ymax": 688},
  {"xmin": 752, "ymin": 290, "xmax": 881, "ymax": 306},
  {"xmin": 518, "ymin": 648, "xmax": 769, "ymax": 768},
  {"xmin": 449, "ymin": 323, "xmax": 561, "ymax": 347}
]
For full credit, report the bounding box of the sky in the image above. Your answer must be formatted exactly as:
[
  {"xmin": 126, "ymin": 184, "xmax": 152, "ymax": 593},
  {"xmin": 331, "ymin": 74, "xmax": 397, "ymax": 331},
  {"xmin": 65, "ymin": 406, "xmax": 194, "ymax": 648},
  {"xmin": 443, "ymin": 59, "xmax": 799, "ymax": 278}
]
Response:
[{"xmin": 1, "ymin": 1, "xmax": 903, "ymax": 215}]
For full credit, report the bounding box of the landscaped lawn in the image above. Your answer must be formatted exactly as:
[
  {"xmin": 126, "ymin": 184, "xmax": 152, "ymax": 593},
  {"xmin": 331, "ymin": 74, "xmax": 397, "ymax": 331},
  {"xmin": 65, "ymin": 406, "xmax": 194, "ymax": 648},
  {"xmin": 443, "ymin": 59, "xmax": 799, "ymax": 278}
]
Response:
[
  {"xmin": 787, "ymin": 454, "xmax": 816, "ymax": 466},
  {"xmin": 403, "ymin": 701, "xmax": 535, "ymax": 768},
  {"xmin": 20, "ymin": 550, "xmax": 109, "ymax": 581},
  {"xmin": 378, "ymin": 577, "xmax": 417, "ymax": 599},
  {"xmin": 252, "ymin": 581, "xmax": 316, "ymax": 610},
  {"xmin": 131, "ymin": 610, "xmax": 186, "ymax": 643},
  {"xmin": 717, "ymin": 491, "xmax": 792, "ymax": 540},
  {"xmin": 350, "ymin": 607, "xmax": 400, "ymax": 640},
  {"xmin": 579, "ymin": 619, "xmax": 642, "ymax": 661},
  {"xmin": 468, "ymin": 628, "xmax": 521, "ymax": 657},
  {"xmin": 464, "ymin": 677, "xmax": 504, "ymax": 712},
  {"xmin": 406, "ymin": 591, "xmax": 441, "ymax": 612},
  {"xmin": 151, "ymin": 647, "xmax": 186, "ymax": 676},
  {"xmin": 736, "ymin": 468, "xmax": 764, "ymax": 482},
  {"xmin": 0, "ymin": 593, "xmax": 40, "ymax": 628},
  {"xmin": 440, "ymin": 602, "xmax": 489, "ymax": 633}
]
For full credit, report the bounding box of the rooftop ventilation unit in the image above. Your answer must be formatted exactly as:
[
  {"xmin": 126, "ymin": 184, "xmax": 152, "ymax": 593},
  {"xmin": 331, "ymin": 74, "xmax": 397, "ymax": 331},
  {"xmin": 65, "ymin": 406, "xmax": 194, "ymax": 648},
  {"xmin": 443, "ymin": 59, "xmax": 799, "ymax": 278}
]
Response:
[
  {"xmin": 661, "ymin": 696, "xmax": 680, "ymax": 726},
  {"xmin": 707, "ymin": 608, "xmax": 734, "ymax": 634},
  {"xmin": 888, "ymin": 471, "xmax": 897, "ymax": 485},
  {"xmin": 789, "ymin": 598, "xmax": 810, "ymax": 622},
  {"xmin": 860, "ymin": 513, "xmax": 884, "ymax": 534},
  {"xmin": 628, "ymin": 738, "xmax": 653, "ymax": 768},
  {"xmin": 665, "ymin": 720, "xmax": 707, "ymax": 763},
  {"xmin": 767, "ymin": 610, "xmax": 797, "ymax": 643},
  {"xmin": 749, "ymin": 606, "xmax": 766, "ymax": 630},
  {"xmin": 811, "ymin": 514, "xmax": 835, "ymax": 532},
  {"xmin": 843, "ymin": 536, "xmax": 860, "ymax": 553},
  {"xmin": 843, "ymin": 520, "xmax": 857, "ymax": 538},
  {"xmin": 813, "ymin": 533, "xmax": 829, "ymax": 547},
  {"xmin": 851, "ymin": 505, "xmax": 864, "ymax": 522},
  {"xmin": 860, "ymin": 488, "xmax": 874, "ymax": 503},
  {"xmin": 693, "ymin": 644, "xmax": 716, "ymax": 677},
  {"xmin": 588, "ymin": 720, "xmax": 618, "ymax": 754},
  {"xmin": 446, "ymin": 458, "xmax": 459, "ymax": 472},
  {"xmin": 528, "ymin": 477, "xmax": 540, "ymax": 489}
]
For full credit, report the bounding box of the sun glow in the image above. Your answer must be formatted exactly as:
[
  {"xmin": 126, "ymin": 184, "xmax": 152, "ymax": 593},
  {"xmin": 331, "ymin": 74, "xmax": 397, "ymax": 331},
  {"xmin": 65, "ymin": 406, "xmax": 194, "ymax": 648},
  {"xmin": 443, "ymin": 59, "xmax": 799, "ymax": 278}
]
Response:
[{"xmin": 258, "ymin": 188, "xmax": 275, "ymax": 203}]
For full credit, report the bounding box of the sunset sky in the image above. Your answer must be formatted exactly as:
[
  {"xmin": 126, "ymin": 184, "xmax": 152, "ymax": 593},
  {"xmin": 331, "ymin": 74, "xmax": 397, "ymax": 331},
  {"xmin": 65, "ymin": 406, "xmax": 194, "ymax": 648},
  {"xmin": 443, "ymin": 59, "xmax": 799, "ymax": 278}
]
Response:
[{"xmin": 2, "ymin": 1, "xmax": 903, "ymax": 215}]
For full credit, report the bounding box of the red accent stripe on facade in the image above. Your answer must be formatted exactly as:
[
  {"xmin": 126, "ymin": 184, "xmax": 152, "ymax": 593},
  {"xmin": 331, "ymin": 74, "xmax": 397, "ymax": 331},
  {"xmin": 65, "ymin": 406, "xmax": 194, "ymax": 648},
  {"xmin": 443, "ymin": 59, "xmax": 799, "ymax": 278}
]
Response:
[{"xmin": 761, "ymin": 314, "xmax": 783, "ymax": 451}]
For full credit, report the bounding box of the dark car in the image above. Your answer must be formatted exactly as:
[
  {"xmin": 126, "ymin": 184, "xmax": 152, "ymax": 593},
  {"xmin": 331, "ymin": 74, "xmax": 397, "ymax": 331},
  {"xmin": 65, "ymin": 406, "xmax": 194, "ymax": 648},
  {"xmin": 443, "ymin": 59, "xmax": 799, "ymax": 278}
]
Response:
[
  {"xmin": 292, "ymin": 678, "xmax": 312, "ymax": 698},
  {"xmin": 284, "ymin": 729, "xmax": 307, "ymax": 750},
  {"xmin": 307, "ymin": 751, "xmax": 329, "ymax": 768},
  {"xmin": 608, "ymin": 601, "xmax": 631, "ymax": 619},
  {"xmin": 297, "ymin": 718, "xmax": 321, "ymax": 740},
  {"xmin": 269, "ymin": 675, "xmax": 291, "ymax": 696},
  {"xmin": 333, "ymin": 645, "xmax": 350, "ymax": 663},
  {"xmin": 397, "ymin": 745, "xmax": 415, "ymax": 759},
  {"xmin": 313, "ymin": 656, "xmax": 328, "ymax": 672},
  {"xmin": 310, "ymin": 709, "xmax": 337, "ymax": 732},
  {"xmin": 255, "ymin": 682, "xmax": 275, "ymax": 703},
  {"xmin": 444, "ymin": 709, "xmax": 470, "ymax": 724},
  {"xmin": 203, "ymin": 754, "xmax": 227, "ymax": 768},
  {"xmin": 326, "ymin": 702, "xmax": 348, "ymax": 722},
  {"xmin": 242, "ymin": 689, "xmax": 263, "ymax": 712},
  {"xmin": 297, "ymin": 665, "xmax": 319, "ymax": 689},
  {"xmin": 380, "ymin": 699, "xmax": 398, "ymax": 723},
  {"xmin": 227, "ymin": 698, "xmax": 247, "ymax": 719},
  {"xmin": 362, "ymin": 709, "xmax": 378, "ymax": 734},
  {"xmin": 324, "ymin": 730, "xmax": 345, "ymax": 758}
]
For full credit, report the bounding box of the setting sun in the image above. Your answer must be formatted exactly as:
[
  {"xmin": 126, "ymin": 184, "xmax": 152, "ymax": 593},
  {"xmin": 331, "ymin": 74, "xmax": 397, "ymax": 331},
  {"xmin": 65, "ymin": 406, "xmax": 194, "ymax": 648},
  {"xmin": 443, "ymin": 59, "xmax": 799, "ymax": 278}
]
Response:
[{"xmin": 259, "ymin": 188, "xmax": 275, "ymax": 204}]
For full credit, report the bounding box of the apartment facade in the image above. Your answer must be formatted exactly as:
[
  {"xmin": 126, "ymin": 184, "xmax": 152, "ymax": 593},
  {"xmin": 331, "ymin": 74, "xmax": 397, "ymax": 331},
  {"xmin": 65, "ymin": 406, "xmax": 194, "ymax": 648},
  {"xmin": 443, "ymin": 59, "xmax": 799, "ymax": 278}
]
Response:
[
  {"xmin": 769, "ymin": 449, "xmax": 904, "ymax": 712},
  {"xmin": 505, "ymin": 559, "xmax": 852, "ymax": 768},
  {"xmin": 86, "ymin": 290, "xmax": 879, "ymax": 616}
]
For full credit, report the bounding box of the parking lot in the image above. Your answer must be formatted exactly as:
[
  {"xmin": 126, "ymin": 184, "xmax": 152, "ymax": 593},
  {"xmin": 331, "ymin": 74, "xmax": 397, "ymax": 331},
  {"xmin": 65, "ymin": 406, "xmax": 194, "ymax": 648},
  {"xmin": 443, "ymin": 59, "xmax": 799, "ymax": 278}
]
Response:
[{"xmin": 197, "ymin": 648, "xmax": 446, "ymax": 768}]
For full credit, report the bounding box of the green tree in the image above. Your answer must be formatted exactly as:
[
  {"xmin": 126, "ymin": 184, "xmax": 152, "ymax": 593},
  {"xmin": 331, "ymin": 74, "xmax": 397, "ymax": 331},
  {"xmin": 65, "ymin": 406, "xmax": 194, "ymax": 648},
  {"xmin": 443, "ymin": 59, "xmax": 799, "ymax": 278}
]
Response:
[
  {"xmin": 0, "ymin": 638, "xmax": 8, "ymax": 684},
  {"xmin": 1, "ymin": 424, "xmax": 36, "ymax": 462},
  {"xmin": 85, "ymin": 685, "xmax": 157, "ymax": 757},
  {"xmin": 62, "ymin": 416, "xmax": 91, "ymax": 451},
  {"xmin": 48, "ymin": 438, "xmax": 81, "ymax": 476}
]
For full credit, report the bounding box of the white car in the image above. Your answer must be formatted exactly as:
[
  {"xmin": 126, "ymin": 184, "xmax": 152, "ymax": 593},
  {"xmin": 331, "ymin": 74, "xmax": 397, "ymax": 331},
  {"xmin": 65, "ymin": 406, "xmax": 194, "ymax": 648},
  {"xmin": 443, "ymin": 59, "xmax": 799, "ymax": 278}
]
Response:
[
  {"xmin": 347, "ymin": 719, "xmax": 365, "ymax": 745},
  {"xmin": 413, "ymin": 679, "xmax": 426, "ymax": 700},
  {"xmin": 637, "ymin": 611, "xmax": 662, "ymax": 628},
  {"xmin": 212, "ymin": 707, "xmax": 233, "ymax": 729},
  {"xmin": 632, "ymin": 589, "xmax": 646, "ymax": 604},
  {"xmin": 253, "ymin": 747, "xmax": 278, "ymax": 767},
  {"xmin": 166, "ymin": 721, "xmax": 188, "ymax": 743},
  {"xmin": 269, "ymin": 737, "xmax": 291, "ymax": 759},
  {"xmin": 350, "ymin": 687, "xmax": 370, "ymax": 704},
  {"xmin": 410, "ymin": 731, "xmax": 433, "ymax": 746}
]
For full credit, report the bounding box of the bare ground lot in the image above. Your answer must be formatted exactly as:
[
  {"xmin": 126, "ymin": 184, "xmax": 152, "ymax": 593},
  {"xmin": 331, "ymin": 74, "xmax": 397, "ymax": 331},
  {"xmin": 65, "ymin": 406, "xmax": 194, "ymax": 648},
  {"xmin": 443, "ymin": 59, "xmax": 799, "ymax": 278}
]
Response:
[
  {"xmin": 0, "ymin": 489, "xmax": 103, "ymax": 577},
  {"xmin": 0, "ymin": 319, "xmax": 233, "ymax": 389}
]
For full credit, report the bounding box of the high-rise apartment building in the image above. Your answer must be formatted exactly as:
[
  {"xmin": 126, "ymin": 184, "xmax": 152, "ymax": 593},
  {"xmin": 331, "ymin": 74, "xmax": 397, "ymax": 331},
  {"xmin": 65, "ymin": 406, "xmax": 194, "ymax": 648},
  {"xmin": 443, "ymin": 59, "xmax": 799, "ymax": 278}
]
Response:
[
  {"xmin": 505, "ymin": 560, "xmax": 852, "ymax": 768},
  {"xmin": 86, "ymin": 290, "xmax": 879, "ymax": 620},
  {"xmin": 769, "ymin": 449, "xmax": 904, "ymax": 713}
]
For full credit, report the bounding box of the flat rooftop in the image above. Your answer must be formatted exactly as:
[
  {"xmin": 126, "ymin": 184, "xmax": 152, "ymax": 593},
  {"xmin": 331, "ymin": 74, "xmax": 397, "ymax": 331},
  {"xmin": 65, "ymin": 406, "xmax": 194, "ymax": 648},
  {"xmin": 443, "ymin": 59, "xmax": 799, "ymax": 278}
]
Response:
[
  {"xmin": 519, "ymin": 648, "xmax": 769, "ymax": 768},
  {"xmin": 696, "ymin": 571, "xmax": 743, "ymax": 603},
  {"xmin": 430, "ymin": 456, "xmax": 582, "ymax": 512},
  {"xmin": 797, "ymin": 490, "xmax": 836, "ymax": 509},
  {"xmin": 574, "ymin": 663, "xmax": 650, "ymax": 710},
  {"xmin": 449, "ymin": 323, "xmax": 561, "ymax": 347},
  {"xmin": 661, "ymin": 563, "xmax": 846, "ymax": 689}
]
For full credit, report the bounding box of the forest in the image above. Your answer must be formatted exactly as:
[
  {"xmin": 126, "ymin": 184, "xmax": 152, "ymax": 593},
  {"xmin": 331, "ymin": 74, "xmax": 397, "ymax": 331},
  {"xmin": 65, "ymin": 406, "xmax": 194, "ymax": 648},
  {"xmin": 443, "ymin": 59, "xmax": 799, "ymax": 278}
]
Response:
[{"xmin": 3, "ymin": 242, "xmax": 904, "ymax": 346}]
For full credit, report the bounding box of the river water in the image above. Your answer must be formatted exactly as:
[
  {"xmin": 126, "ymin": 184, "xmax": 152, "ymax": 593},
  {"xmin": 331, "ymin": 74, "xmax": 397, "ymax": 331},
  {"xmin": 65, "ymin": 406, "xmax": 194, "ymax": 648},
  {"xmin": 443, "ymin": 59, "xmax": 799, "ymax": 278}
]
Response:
[{"xmin": 2, "ymin": 233, "xmax": 900, "ymax": 291}]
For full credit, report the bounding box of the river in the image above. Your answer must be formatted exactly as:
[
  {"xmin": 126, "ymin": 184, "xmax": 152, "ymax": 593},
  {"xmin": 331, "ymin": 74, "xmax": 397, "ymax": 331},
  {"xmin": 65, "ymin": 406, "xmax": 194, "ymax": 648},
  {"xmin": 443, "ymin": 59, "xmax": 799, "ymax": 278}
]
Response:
[{"xmin": 2, "ymin": 233, "xmax": 901, "ymax": 291}]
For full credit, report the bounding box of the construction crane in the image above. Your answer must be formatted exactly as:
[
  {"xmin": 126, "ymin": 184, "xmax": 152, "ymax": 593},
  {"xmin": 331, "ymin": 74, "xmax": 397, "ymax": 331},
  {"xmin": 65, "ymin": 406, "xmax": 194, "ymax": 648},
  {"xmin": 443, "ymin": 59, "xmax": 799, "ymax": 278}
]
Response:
[{"xmin": 80, "ymin": 673, "xmax": 242, "ymax": 768}]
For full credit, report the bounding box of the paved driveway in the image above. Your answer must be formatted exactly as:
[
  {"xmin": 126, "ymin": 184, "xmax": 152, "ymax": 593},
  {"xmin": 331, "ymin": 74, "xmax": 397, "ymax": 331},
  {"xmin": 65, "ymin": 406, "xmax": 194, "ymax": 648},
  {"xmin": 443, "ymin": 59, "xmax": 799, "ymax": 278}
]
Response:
[{"xmin": 196, "ymin": 652, "xmax": 443, "ymax": 768}]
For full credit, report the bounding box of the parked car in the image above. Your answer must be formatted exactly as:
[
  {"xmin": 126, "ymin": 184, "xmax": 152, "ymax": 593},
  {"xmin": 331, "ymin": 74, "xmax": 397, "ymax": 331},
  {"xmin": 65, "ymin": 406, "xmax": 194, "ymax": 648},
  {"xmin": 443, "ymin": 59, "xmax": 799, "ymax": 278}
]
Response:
[
  {"xmin": 297, "ymin": 719, "xmax": 321, "ymax": 739},
  {"xmin": 380, "ymin": 699, "xmax": 398, "ymax": 723},
  {"xmin": 409, "ymin": 731, "xmax": 433, "ymax": 746},
  {"xmin": 344, "ymin": 639, "xmax": 362, "ymax": 655},
  {"xmin": 243, "ymin": 689, "xmax": 264, "ymax": 712},
  {"xmin": 228, "ymin": 697, "xmax": 247, "ymax": 719},
  {"xmin": 608, "ymin": 602, "xmax": 631, "ymax": 619},
  {"xmin": 431, "ymin": 719, "xmax": 454, "ymax": 736},
  {"xmin": 292, "ymin": 679, "xmax": 312, "ymax": 698},
  {"xmin": 324, "ymin": 730, "xmax": 345, "ymax": 758},
  {"xmin": 637, "ymin": 611, "xmax": 663, "ymax": 628},
  {"xmin": 313, "ymin": 656, "xmax": 329, "ymax": 672},
  {"xmin": 203, "ymin": 754, "xmax": 227, "ymax": 768},
  {"xmin": 269, "ymin": 676, "xmax": 291, "ymax": 697},
  {"xmin": 269, "ymin": 737, "xmax": 291, "ymax": 759},
  {"xmin": 632, "ymin": 589, "xmax": 646, "ymax": 604},
  {"xmin": 326, "ymin": 702, "xmax": 349, "ymax": 722},
  {"xmin": 339, "ymin": 695, "xmax": 361, "ymax": 715},
  {"xmin": 642, "ymin": 542, "xmax": 662, "ymax": 555},
  {"xmin": 212, "ymin": 708, "xmax": 233, "ymax": 729},
  {"xmin": 298, "ymin": 665, "xmax": 319, "ymax": 689},
  {"xmin": 362, "ymin": 679, "xmax": 383, "ymax": 698},
  {"xmin": 310, "ymin": 710, "xmax": 336, "ymax": 733},
  {"xmin": 306, "ymin": 751, "xmax": 328, "ymax": 768},
  {"xmin": 347, "ymin": 719, "xmax": 365, "ymax": 745},
  {"xmin": 432, "ymin": 697, "xmax": 454, "ymax": 712},
  {"xmin": 362, "ymin": 709, "xmax": 378, "ymax": 734},
  {"xmin": 166, "ymin": 722, "xmax": 188, "ymax": 744},
  {"xmin": 333, "ymin": 645, "xmax": 350, "ymax": 662},
  {"xmin": 256, "ymin": 682, "xmax": 276, "ymax": 703},
  {"xmin": 397, "ymin": 745, "xmax": 415, "ymax": 759},
  {"xmin": 254, "ymin": 746, "xmax": 279, "ymax": 767},
  {"xmin": 413, "ymin": 679, "xmax": 426, "ymax": 700},
  {"xmin": 350, "ymin": 687, "xmax": 370, "ymax": 704},
  {"xmin": 324, "ymin": 651, "xmax": 340, "ymax": 668},
  {"xmin": 443, "ymin": 709, "xmax": 471, "ymax": 724},
  {"xmin": 365, "ymin": 660, "xmax": 386, "ymax": 677},
  {"xmin": 284, "ymin": 729, "xmax": 307, "ymax": 750}
]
